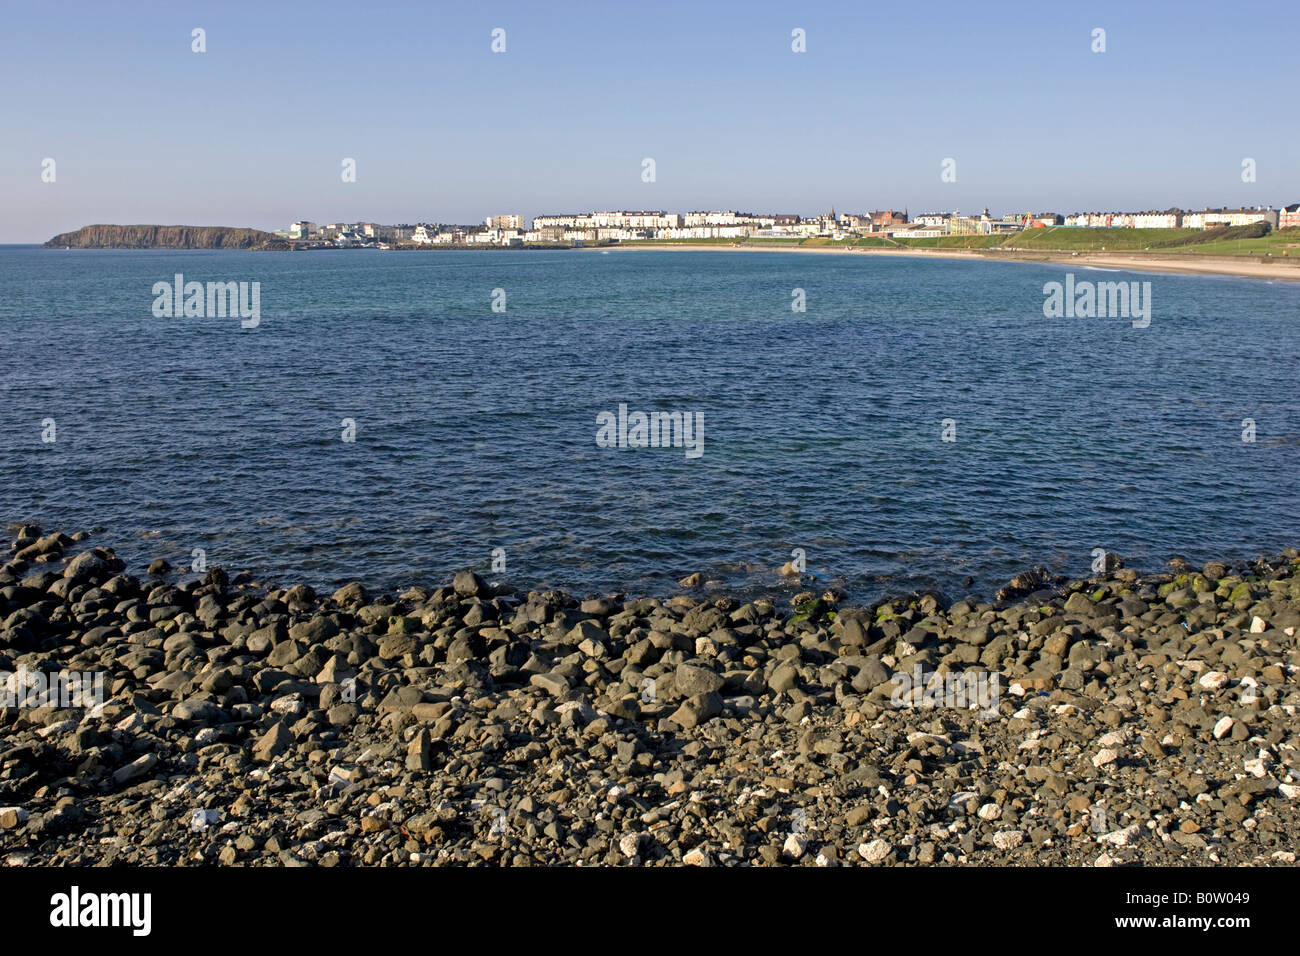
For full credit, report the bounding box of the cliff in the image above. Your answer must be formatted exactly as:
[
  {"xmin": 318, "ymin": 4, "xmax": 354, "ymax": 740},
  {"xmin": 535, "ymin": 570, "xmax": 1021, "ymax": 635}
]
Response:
[{"xmin": 43, "ymin": 224, "xmax": 289, "ymax": 250}]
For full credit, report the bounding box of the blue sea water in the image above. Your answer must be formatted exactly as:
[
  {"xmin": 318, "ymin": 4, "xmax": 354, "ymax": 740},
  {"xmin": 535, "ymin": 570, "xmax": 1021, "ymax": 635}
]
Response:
[{"xmin": 1, "ymin": 245, "xmax": 1297, "ymax": 602}]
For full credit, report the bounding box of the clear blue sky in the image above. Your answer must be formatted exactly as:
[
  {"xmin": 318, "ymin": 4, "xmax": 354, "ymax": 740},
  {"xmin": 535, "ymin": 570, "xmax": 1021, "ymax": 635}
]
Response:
[{"xmin": 2, "ymin": 0, "xmax": 1296, "ymax": 241}]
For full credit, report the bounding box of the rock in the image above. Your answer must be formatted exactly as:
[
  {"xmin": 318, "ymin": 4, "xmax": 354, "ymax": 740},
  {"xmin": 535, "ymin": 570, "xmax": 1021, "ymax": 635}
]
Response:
[
  {"xmin": 530, "ymin": 672, "xmax": 569, "ymax": 697},
  {"xmin": 619, "ymin": 833, "xmax": 645, "ymax": 859},
  {"xmin": 190, "ymin": 809, "xmax": 222, "ymax": 832},
  {"xmin": 1092, "ymin": 749, "xmax": 1118, "ymax": 768},
  {"xmin": 783, "ymin": 833, "xmax": 808, "ymax": 860},
  {"xmin": 670, "ymin": 692, "xmax": 723, "ymax": 729},
  {"xmin": 453, "ymin": 570, "xmax": 488, "ymax": 597},
  {"xmin": 1198, "ymin": 671, "xmax": 1229, "ymax": 691},
  {"xmin": 0, "ymin": 807, "xmax": 29, "ymax": 829},
  {"xmin": 675, "ymin": 663, "xmax": 724, "ymax": 697},
  {"xmin": 1212, "ymin": 716, "xmax": 1234, "ymax": 740},
  {"xmin": 678, "ymin": 573, "xmax": 703, "ymax": 588},
  {"xmin": 252, "ymin": 721, "xmax": 294, "ymax": 763},
  {"xmin": 858, "ymin": 839, "xmax": 891, "ymax": 863},
  {"xmin": 683, "ymin": 846, "xmax": 711, "ymax": 866},
  {"xmin": 172, "ymin": 699, "xmax": 226, "ymax": 723},
  {"xmin": 148, "ymin": 559, "xmax": 172, "ymax": 575},
  {"xmin": 64, "ymin": 549, "xmax": 121, "ymax": 582},
  {"xmin": 331, "ymin": 582, "xmax": 367, "ymax": 607},
  {"xmin": 111, "ymin": 753, "xmax": 159, "ymax": 786},
  {"xmin": 1097, "ymin": 824, "xmax": 1143, "ymax": 847},
  {"xmin": 991, "ymin": 830, "xmax": 1024, "ymax": 851},
  {"xmin": 768, "ymin": 663, "xmax": 799, "ymax": 694}
]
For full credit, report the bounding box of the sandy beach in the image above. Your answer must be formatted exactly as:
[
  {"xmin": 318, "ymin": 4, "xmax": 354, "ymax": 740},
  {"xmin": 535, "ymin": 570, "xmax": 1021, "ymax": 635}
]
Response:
[{"xmin": 606, "ymin": 242, "xmax": 1300, "ymax": 282}]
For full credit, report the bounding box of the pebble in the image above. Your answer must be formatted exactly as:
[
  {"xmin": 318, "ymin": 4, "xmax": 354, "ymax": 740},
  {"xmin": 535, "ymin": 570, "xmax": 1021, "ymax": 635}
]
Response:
[
  {"xmin": 783, "ymin": 833, "xmax": 808, "ymax": 860},
  {"xmin": 858, "ymin": 839, "xmax": 891, "ymax": 863},
  {"xmin": 1092, "ymin": 748, "xmax": 1118, "ymax": 768},
  {"xmin": 3, "ymin": 529, "xmax": 1299, "ymax": 869}
]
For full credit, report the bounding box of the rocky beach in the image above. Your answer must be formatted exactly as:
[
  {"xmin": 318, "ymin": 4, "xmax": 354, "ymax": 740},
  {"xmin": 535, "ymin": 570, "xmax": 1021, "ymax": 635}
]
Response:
[{"xmin": 1, "ymin": 525, "xmax": 1297, "ymax": 867}]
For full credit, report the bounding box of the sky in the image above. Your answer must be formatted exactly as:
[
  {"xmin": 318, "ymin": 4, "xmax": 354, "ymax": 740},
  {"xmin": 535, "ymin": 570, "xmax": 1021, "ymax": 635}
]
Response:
[{"xmin": 1, "ymin": 0, "xmax": 1296, "ymax": 242}]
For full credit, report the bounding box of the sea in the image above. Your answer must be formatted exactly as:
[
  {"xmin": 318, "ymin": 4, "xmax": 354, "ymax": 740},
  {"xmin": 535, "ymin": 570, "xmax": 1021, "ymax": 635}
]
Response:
[{"xmin": 2, "ymin": 245, "xmax": 1297, "ymax": 603}]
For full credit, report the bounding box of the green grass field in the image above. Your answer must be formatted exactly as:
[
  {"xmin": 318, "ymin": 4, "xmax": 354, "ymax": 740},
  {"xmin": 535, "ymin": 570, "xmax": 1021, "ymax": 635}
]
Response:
[
  {"xmin": 890, "ymin": 225, "xmax": 1300, "ymax": 257},
  {"xmin": 604, "ymin": 226, "xmax": 1300, "ymax": 258}
]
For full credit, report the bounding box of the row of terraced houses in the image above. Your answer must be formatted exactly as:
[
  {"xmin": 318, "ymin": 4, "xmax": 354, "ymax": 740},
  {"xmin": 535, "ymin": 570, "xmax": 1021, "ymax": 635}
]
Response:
[{"xmin": 280, "ymin": 203, "xmax": 1300, "ymax": 247}]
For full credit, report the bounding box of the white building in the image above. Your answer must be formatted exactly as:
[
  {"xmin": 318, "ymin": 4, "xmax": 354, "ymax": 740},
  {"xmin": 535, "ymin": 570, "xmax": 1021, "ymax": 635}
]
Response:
[
  {"xmin": 1132, "ymin": 212, "xmax": 1181, "ymax": 229},
  {"xmin": 1184, "ymin": 207, "xmax": 1276, "ymax": 229}
]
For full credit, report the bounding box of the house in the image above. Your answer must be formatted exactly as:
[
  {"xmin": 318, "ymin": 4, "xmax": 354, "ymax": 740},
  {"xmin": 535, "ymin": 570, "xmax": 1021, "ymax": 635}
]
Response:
[
  {"xmin": 913, "ymin": 213, "xmax": 951, "ymax": 228},
  {"xmin": 1184, "ymin": 207, "xmax": 1277, "ymax": 229},
  {"xmin": 485, "ymin": 214, "xmax": 526, "ymax": 230},
  {"xmin": 871, "ymin": 209, "xmax": 908, "ymax": 228},
  {"xmin": 1277, "ymin": 204, "xmax": 1299, "ymax": 229},
  {"xmin": 1132, "ymin": 211, "xmax": 1182, "ymax": 229}
]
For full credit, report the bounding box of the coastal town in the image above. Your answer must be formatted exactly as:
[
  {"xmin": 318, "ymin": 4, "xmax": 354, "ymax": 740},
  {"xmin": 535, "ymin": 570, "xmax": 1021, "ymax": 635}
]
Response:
[{"xmin": 279, "ymin": 203, "xmax": 1300, "ymax": 249}]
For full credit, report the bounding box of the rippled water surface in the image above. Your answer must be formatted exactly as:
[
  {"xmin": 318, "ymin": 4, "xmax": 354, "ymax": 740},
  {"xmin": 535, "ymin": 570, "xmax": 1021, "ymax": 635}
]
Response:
[{"xmin": 2, "ymin": 245, "xmax": 1297, "ymax": 601}]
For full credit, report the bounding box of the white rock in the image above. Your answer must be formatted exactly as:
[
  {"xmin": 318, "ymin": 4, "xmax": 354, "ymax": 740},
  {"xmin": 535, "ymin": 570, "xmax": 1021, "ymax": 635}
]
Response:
[
  {"xmin": 189, "ymin": 809, "xmax": 221, "ymax": 832},
  {"xmin": 1097, "ymin": 823, "xmax": 1143, "ymax": 846},
  {"xmin": 858, "ymin": 839, "xmax": 891, "ymax": 863},
  {"xmin": 1198, "ymin": 671, "xmax": 1229, "ymax": 691},
  {"xmin": 1271, "ymin": 851, "xmax": 1297, "ymax": 863},
  {"xmin": 947, "ymin": 791, "xmax": 979, "ymax": 812},
  {"xmin": 270, "ymin": 694, "xmax": 304, "ymax": 715},
  {"xmin": 1279, "ymin": 784, "xmax": 1299, "ymax": 800},
  {"xmin": 977, "ymin": 803, "xmax": 1002, "ymax": 821},
  {"xmin": 682, "ymin": 846, "xmax": 711, "ymax": 866},
  {"xmin": 1092, "ymin": 748, "xmax": 1119, "ymax": 768},
  {"xmin": 1098, "ymin": 731, "xmax": 1125, "ymax": 748},
  {"xmin": 37, "ymin": 719, "xmax": 77, "ymax": 738},
  {"xmin": 619, "ymin": 833, "xmax": 644, "ymax": 859},
  {"xmin": 1249, "ymin": 616, "xmax": 1266, "ymax": 633},
  {"xmin": 606, "ymin": 785, "xmax": 627, "ymax": 804},
  {"xmin": 991, "ymin": 830, "xmax": 1024, "ymax": 851},
  {"xmin": 1094, "ymin": 852, "xmax": 1115, "ymax": 867},
  {"xmin": 783, "ymin": 833, "xmax": 808, "ymax": 860},
  {"xmin": 1244, "ymin": 751, "xmax": 1272, "ymax": 778},
  {"xmin": 1212, "ymin": 716, "xmax": 1235, "ymax": 739}
]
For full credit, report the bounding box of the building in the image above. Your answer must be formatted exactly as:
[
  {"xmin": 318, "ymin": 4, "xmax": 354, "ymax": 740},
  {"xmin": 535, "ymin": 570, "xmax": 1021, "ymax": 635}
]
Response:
[
  {"xmin": 533, "ymin": 214, "xmax": 591, "ymax": 229},
  {"xmin": 410, "ymin": 225, "xmax": 436, "ymax": 244},
  {"xmin": 289, "ymin": 220, "xmax": 317, "ymax": 239},
  {"xmin": 871, "ymin": 210, "xmax": 908, "ymax": 228},
  {"xmin": 1280, "ymin": 204, "xmax": 1300, "ymax": 230},
  {"xmin": 913, "ymin": 213, "xmax": 951, "ymax": 228},
  {"xmin": 1184, "ymin": 207, "xmax": 1277, "ymax": 229},
  {"xmin": 485, "ymin": 214, "xmax": 526, "ymax": 231},
  {"xmin": 1132, "ymin": 211, "xmax": 1182, "ymax": 229},
  {"xmin": 525, "ymin": 226, "xmax": 567, "ymax": 243}
]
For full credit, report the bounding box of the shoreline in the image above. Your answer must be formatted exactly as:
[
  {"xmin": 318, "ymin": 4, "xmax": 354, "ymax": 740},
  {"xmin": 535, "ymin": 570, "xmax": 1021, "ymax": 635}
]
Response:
[
  {"xmin": 600, "ymin": 243, "xmax": 1300, "ymax": 282},
  {"xmin": 3, "ymin": 526, "xmax": 1298, "ymax": 867},
  {"xmin": 23, "ymin": 239, "xmax": 1300, "ymax": 282}
]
